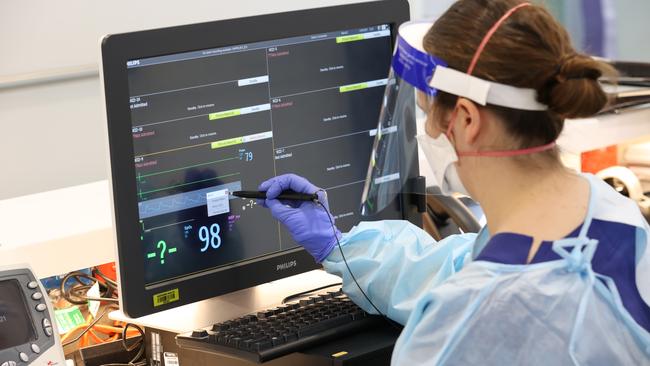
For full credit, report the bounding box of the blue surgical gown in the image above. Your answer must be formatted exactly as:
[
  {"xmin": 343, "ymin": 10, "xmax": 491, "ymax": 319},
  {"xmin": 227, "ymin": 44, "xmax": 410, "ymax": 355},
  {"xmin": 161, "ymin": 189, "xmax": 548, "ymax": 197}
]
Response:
[{"xmin": 322, "ymin": 174, "xmax": 650, "ymax": 364}]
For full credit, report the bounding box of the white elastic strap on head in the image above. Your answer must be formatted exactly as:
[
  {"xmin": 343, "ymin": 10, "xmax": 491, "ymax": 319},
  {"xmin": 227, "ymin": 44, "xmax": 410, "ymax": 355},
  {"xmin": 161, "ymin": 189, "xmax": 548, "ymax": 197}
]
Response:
[{"xmin": 429, "ymin": 66, "xmax": 548, "ymax": 111}]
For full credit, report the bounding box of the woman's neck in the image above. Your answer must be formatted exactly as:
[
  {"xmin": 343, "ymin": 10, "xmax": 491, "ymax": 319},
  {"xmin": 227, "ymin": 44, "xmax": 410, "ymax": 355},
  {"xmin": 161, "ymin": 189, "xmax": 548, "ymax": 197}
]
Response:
[{"xmin": 468, "ymin": 159, "xmax": 590, "ymax": 254}]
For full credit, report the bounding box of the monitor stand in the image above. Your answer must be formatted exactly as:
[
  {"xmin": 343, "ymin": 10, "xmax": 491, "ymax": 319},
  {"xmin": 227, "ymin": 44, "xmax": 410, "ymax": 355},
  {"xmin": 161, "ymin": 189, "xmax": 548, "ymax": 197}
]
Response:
[{"xmin": 109, "ymin": 269, "xmax": 341, "ymax": 333}]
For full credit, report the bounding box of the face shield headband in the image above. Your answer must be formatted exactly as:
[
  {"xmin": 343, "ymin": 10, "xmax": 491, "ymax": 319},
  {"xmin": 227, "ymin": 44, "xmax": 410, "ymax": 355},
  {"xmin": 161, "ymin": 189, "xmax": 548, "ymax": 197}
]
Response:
[{"xmin": 394, "ymin": 2, "xmax": 557, "ymax": 158}]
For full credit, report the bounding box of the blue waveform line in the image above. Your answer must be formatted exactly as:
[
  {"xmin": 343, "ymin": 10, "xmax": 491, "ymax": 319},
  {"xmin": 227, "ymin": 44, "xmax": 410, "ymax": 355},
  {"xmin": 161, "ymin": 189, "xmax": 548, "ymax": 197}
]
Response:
[{"xmin": 138, "ymin": 181, "xmax": 242, "ymax": 219}]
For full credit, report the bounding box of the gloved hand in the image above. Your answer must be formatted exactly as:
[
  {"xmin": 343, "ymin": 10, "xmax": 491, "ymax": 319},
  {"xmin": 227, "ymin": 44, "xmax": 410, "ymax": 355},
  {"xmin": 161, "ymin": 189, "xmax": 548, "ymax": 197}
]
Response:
[{"xmin": 259, "ymin": 174, "xmax": 341, "ymax": 263}]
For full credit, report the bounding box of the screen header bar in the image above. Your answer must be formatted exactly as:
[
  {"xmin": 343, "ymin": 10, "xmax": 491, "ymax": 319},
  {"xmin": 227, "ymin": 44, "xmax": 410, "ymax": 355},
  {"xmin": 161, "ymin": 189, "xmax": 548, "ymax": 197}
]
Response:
[{"xmin": 127, "ymin": 24, "xmax": 390, "ymax": 69}]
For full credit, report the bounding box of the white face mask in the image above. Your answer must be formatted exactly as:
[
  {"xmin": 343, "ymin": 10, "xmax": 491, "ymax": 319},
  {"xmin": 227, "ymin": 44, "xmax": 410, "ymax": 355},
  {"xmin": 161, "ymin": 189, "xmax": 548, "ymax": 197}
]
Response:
[{"xmin": 415, "ymin": 133, "xmax": 470, "ymax": 196}]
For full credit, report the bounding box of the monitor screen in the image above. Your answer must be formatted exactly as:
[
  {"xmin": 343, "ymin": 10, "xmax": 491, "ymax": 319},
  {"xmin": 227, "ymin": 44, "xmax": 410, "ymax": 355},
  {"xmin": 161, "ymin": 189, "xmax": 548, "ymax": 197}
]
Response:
[
  {"xmin": 103, "ymin": 0, "xmax": 414, "ymax": 316},
  {"xmin": 0, "ymin": 280, "xmax": 36, "ymax": 349},
  {"xmin": 125, "ymin": 24, "xmax": 400, "ymax": 288}
]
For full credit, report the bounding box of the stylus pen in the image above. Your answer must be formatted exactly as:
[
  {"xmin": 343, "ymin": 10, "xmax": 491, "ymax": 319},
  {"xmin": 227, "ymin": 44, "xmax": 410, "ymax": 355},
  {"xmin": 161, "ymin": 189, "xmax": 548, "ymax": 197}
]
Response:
[{"xmin": 232, "ymin": 190, "xmax": 318, "ymax": 202}]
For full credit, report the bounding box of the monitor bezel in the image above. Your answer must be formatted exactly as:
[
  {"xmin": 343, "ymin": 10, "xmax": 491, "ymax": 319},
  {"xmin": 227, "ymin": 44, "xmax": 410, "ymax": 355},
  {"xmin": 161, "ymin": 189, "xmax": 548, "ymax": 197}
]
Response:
[{"xmin": 102, "ymin": 0, "xmax": 412, "ymax": 318}]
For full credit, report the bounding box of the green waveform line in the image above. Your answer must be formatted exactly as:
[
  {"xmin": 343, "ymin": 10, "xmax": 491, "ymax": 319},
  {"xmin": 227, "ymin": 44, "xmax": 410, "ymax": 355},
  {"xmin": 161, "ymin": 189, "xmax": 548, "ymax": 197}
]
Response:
[
  {"xmin": 139, "ymin": 172, "xmax": 240, "ymax": 196},
  {"xmin": 139, "ymin": 157, "xmax": 238, "ymax": 179}
]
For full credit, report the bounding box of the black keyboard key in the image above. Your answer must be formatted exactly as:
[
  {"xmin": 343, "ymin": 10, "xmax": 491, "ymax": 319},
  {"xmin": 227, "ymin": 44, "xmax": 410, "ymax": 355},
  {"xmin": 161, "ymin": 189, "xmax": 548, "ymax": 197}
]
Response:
[
  {"xmin": 286, "ymin": 309, "xmax": 298, "ymax": 317},
  {"xmin": 271, "ymin": 336, "xmax": 285, "ymax": 346},
  {"xmin": 255, "ymin": 340, "xmax": 273, "ymax": 351},
  {"xmin": 218, "ymin": 334, "xmax": 233, "ymax": 344},
  {"xmin": 298, "ymin": 315, "xmax": 350, "ymax": 337},
  {"xmin": 208, "ymin": 332, "xmax": 221, "ymax": 344},
  {"xmin": 257, "ymin": 310, "xmax": 274, "ymax": 319},
  {"xmin": 283, "ymin": 333, "xmax": 298, "ymax": 342},
  {"xmin": 191, "ymin": 329, "xmax": 208, "ymax": 338},
  {"xmin": 299, "ymin": 298, "xmax": 313, "ymax": 306},
  {"xmin": 229, "ymin": 337, "xmax": 243, "ymax": 347},
  {"xmin": 212, "ymin": 323, "xmax": 230, "ymax": 332},
  {"xmin": 244, "ymin": 336, "xmax": 267, "ymax": 349},
  {"xmin": 241, "ymin": 339, "xmax": 255, "ymax": 350}
]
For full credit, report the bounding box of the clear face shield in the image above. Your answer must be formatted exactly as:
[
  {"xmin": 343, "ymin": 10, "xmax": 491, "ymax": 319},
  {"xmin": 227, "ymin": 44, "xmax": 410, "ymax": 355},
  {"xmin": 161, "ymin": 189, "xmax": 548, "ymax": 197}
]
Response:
[
  {"xmin": 360, "ymin": 19, "xmax": 551, "ymax": 217},
  {"xmin": 360, "ymin": 21, "xmax": 458, "ymax": 217}
]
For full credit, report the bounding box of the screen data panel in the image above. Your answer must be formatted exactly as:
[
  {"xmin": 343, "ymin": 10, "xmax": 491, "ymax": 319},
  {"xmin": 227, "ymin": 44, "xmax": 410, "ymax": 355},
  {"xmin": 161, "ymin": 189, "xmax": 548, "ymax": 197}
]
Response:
[
  {"xmin": 127, "ymin": 24, "xmax": 397, "ymax": 287},
  {"xmin": 0, "ymin": 280, "xmax": 36, "ymax": 349}
]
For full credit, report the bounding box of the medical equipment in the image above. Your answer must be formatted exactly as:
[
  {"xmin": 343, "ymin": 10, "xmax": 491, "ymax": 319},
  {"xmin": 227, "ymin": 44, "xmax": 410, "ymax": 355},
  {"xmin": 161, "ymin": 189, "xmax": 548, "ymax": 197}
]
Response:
[
  {"xmin": 101, "ymin": 0, "xmax": 415, "ymax": 320},
  {"xmin": 0, "ymin": 264, "xmax": 66, "ymax": 366}
]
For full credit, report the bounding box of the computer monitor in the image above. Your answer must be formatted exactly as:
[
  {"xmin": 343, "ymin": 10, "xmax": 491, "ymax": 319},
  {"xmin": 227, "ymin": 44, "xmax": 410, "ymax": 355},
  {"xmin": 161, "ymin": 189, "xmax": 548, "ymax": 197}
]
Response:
[{"xmin": 101, "ymin": 0, "xmax": 416, "ymax": 318}]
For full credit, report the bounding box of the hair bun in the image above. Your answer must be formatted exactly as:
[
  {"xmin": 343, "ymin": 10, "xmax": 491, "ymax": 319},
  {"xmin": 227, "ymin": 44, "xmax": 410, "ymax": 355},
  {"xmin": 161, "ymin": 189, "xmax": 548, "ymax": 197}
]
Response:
[
  {"xmin": 557, "ymin": 54, "xmax": 602, "ymax": 81},
  {"xmin": 541, "ymin": 54, "xmax": 611, "ymax": 119}
]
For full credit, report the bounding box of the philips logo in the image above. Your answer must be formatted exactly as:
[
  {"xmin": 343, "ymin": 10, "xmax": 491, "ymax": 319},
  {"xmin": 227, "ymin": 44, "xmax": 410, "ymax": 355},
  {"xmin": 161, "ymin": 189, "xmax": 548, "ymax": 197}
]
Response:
[{"xmin": 276, "ymin": 260, "xmax": 297, "ymax": 271}]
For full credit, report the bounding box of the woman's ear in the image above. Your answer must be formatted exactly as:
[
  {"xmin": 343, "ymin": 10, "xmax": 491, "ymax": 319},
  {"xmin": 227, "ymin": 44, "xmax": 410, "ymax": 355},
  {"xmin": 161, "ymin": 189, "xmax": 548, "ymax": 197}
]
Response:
[{"xmin": 454, "ymin": 98, "xmax": 483, "ymax": 146}]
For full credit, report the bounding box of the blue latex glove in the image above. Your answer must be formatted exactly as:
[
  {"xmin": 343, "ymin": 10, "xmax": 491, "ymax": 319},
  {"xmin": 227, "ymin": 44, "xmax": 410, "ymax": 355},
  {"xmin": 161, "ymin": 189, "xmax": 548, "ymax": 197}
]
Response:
[{"xmin": 259, "ymin": 174, "xmax": 341, "ymax": 263}]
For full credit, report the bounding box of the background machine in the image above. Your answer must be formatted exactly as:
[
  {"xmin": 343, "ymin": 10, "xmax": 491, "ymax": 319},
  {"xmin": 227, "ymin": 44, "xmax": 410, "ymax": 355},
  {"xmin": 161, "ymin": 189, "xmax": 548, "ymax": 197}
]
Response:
[{"xmin": 0, "ymin": 264, "xmax": 66, "ymax": 366}]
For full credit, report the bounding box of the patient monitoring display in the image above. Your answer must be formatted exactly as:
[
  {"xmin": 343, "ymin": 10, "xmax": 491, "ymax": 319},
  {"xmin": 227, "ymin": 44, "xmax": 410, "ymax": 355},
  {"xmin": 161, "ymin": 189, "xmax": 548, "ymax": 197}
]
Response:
[{"xmin": 126, "ymin": 24, "xmax": 399, "ymax": 287}]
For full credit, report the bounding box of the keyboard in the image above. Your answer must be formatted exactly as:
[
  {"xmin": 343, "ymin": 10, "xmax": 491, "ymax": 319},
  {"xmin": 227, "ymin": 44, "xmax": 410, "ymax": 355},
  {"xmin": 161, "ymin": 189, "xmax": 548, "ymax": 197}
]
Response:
[{"xmin": 176, "ymin": 289, "xmax": 386, "ymax": 363}]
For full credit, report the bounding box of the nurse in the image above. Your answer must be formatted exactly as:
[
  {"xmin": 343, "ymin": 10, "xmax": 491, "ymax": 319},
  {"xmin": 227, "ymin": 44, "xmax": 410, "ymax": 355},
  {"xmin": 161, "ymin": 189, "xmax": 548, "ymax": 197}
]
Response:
[{"xmin": 260, "ymin": 0, "xmax": 650, "ymax": 364}]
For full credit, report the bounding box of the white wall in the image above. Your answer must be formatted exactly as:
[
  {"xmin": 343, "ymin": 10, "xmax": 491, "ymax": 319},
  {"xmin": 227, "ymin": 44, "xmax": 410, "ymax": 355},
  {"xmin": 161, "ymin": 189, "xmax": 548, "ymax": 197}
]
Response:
[
  {"xmin": 614, "ymin": 0, "xmax": 650, "ymax": 62},
  {"xmin": 0, "ymin": 0, "xmax": 384, "ymax": 199}
]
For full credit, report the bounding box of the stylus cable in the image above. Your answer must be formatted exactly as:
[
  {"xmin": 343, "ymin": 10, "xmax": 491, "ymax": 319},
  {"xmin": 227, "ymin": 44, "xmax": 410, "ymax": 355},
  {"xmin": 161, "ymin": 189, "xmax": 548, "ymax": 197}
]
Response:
[{"xmin": 316, "ymin": 200, "xmax": 402, "ymax": 331}]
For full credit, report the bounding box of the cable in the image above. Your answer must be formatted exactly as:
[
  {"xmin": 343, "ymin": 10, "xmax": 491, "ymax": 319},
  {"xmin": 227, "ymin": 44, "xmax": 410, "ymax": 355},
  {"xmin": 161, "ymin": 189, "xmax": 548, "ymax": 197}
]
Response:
[
  {"xmin": 316, "ymin": 200, "xmax": 402, "ymax": 331},
  {"xmin": 59, "ymin": 269, "xmax": 146, "ymax": 365},
  {"xmin": 60, "ymin": 271, "xmax": 119, "ymax": 305},
  {"xmin": 281, "ymin": 282, "xmax": 342, "ymax": 304},
  {"xmin": 93, "ymin": 267, "xmax": 119, "ymax": 290},
  {"xmin": 92, "ymin": 267, "xmax": 118, "ymax": 300},
  {"xmin": 99, "ymin": 323, "xmax": 147, "ymax": 366},
  {"xmin": 62, "ymin": 304, "xmax": 120, "ymax": 347}
]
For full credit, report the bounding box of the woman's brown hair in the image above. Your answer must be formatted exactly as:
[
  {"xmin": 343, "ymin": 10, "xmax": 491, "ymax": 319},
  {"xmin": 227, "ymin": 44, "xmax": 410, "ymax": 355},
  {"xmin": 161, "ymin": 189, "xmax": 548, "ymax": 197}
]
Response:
[{"xmin": 424, "ymin": 0, "xmax": 615, "ymax": 149}]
